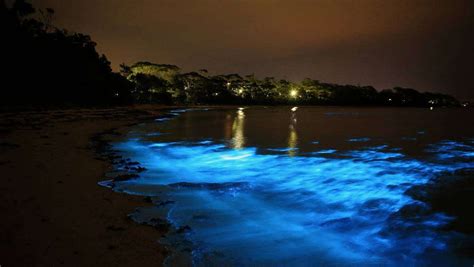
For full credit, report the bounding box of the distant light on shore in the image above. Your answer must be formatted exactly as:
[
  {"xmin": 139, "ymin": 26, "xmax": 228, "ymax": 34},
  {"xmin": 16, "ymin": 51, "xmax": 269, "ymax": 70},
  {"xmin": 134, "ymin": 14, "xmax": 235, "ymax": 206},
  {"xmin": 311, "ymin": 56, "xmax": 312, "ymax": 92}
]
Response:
[
  {"xmin": 290, "ymin": 90, "xmax": 298, "ymax": 98},
  {"xmin": 291, "ymin": 107, "xmax": 298, "ymax": 112}
]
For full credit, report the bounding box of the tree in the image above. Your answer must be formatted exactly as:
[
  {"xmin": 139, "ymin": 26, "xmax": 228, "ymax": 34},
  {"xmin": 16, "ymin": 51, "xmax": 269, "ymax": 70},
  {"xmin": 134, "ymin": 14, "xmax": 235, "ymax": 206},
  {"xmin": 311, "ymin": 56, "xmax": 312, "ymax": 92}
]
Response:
[{"xmin": 1, "ymin": 0, "xmax": 133, "ymax": 107}]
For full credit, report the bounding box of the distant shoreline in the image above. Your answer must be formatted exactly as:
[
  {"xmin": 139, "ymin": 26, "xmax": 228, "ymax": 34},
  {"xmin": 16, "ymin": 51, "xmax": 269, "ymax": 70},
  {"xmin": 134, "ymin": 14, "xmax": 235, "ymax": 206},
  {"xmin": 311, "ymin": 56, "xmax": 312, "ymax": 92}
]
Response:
[{"xmin": 1, "ymin": 103, "xmax": 471, "ymax": 113}]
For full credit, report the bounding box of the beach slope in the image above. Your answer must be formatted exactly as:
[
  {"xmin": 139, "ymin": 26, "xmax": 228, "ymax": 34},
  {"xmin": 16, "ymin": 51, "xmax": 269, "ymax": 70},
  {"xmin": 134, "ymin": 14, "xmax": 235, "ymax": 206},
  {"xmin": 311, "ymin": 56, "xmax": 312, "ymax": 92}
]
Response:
[{"xmin": 0, "ymin": 107, "xmax": 167, "ymax": 267}]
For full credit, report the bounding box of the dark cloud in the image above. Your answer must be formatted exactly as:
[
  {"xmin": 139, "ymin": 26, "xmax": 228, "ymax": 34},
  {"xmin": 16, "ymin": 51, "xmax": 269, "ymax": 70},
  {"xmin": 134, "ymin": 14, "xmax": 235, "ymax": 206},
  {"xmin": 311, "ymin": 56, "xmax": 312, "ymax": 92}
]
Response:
[{"xmin": 33, "ymin": 0, "xmax": 474, "ymax": 99}]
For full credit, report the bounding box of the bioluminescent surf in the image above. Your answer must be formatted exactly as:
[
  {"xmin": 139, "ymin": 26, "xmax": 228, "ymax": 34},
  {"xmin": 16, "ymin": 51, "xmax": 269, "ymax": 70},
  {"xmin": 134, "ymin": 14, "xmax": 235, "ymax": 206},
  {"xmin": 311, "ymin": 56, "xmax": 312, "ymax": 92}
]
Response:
[{"xmin": 101, "ymin": 107, "xmax": 474, "ymax": 266}]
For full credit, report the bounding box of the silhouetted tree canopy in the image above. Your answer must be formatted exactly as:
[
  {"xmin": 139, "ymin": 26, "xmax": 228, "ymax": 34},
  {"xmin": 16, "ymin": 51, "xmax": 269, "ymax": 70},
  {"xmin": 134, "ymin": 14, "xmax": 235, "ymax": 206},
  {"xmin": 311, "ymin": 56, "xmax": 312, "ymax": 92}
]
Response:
[{"xmin": 123, "ymin": 61, "xmax": 461, "ymax": 107}]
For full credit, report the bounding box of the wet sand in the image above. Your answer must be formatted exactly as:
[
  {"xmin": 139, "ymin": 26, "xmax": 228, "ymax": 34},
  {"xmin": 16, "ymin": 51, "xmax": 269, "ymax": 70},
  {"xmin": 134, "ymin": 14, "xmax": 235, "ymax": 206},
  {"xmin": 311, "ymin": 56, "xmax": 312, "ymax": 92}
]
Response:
[{"xmin": 0, "ymin": 106, "xmax": 173, "ymax": 266}]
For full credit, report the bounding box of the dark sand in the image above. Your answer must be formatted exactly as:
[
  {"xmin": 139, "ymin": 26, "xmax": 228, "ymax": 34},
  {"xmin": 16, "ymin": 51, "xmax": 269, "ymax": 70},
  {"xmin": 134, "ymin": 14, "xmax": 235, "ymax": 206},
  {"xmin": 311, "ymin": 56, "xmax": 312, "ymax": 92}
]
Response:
[{"xmin": 0, "ymin": 106, "xmax": 173, "ymax": 267}]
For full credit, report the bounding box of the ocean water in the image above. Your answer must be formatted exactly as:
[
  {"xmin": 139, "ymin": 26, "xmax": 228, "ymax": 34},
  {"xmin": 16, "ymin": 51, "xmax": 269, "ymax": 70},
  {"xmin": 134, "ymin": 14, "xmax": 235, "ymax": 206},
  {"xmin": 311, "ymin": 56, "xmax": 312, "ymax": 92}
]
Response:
[{"xmin": 101, "ymin": 107, "xmax": 474, "ymax": 266}]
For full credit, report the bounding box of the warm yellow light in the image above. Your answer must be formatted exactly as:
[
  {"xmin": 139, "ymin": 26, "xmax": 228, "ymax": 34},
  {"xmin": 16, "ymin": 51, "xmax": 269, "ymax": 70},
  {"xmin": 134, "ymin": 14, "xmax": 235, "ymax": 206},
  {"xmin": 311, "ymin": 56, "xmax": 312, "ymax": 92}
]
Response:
[
  {"xmin": 238, "ymin": 88, "xmax": 243, "ymax": 94},
  {"xmin": 290, "ymin": 90, "xmax": 298, "ymax": 98}
]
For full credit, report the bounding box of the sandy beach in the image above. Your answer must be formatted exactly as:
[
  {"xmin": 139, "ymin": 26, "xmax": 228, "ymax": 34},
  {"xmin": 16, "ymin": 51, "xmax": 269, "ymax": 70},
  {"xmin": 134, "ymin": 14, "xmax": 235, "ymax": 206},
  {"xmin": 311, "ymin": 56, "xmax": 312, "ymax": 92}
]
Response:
[{"xmin": 0, "ymin": 106, "xmax": 172, "ymax": 267}]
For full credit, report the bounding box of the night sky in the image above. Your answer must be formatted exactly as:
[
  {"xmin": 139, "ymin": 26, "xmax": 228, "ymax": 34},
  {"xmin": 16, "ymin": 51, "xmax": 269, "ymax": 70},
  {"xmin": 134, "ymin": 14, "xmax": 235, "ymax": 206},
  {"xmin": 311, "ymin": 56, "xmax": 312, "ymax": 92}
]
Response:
[{"xmin": 33, "ymin": 0, "xmax": 474, "ymax": 100}]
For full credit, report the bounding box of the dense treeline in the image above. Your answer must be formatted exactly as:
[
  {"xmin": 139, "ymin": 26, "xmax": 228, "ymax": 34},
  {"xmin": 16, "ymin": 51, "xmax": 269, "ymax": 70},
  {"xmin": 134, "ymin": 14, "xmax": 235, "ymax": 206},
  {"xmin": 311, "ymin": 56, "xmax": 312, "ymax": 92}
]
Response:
[
  {"xmin": 0, "ymin": 0, "xmax": 132, "ymax": 107},
  {"xmin": 121, "ymin": 62, "xmax": 461, "ymax": 107},
  {"xmin": 1, "ymin": 0, "xmax": 461, "ymax": 108}
]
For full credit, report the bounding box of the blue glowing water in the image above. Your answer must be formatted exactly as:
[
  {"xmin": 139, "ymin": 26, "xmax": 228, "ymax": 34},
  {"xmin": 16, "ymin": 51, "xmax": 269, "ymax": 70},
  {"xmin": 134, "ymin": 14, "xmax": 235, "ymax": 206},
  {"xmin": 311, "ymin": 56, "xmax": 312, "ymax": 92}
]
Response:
[{"xmin": 102, "ymin": 107, "xmax": 474, "ymax": 266}]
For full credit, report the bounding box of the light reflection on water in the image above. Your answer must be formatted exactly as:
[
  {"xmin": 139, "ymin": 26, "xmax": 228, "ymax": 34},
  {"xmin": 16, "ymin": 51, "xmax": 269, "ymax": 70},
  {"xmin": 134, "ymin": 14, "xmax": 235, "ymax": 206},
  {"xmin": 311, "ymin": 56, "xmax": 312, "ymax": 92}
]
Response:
[
  {"xmin": 231, "ymin": 108, "xmax": 246, "ymax": 149},
  {"xmin": 104, "ymin": 107, "xmax": 474, "ymax": 266}
]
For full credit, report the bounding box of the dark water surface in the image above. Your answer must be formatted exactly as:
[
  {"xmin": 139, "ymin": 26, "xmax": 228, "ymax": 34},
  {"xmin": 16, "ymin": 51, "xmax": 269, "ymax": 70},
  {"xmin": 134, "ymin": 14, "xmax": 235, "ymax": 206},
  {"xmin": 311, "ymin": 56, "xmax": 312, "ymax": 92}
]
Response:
[{"xmin": 101, "ymin": 107, "xmax": 474, "ymax": 266}]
